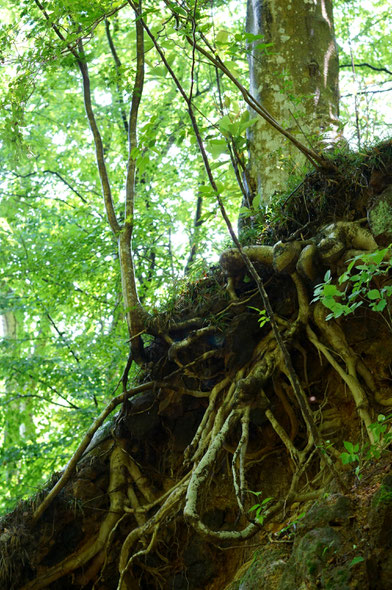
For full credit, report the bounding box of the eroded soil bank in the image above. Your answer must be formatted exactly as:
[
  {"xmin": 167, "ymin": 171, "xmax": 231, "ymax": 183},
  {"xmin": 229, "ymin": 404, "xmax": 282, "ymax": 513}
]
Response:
[{"xmin": 1, "ymin": 143, "xmax": 392, "ymax": 590}]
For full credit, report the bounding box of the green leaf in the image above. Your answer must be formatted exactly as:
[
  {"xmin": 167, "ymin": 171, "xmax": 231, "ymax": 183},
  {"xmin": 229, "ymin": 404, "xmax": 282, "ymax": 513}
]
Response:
[
  {"xmin": 371, "ymin": 299, "xmax": 387, "ymax": 312},
  {"xmin": 338, "ymin": 271, "xmax": 350, "ymax": 284},
  {"xmin": 343, "ymin": 441, "xmax": 359, "ymax": 453},
  {"xmin": 322, "ymin": 284, "xmax": 342, "ymax": 297},
  {"xmin": 243, "ymin": 33, "xmax": 265, "ymax": 42},
  {"xmin": 218, "ymin": 115, "xmax": 233, "ymax": 134},
  {"xmin": 208, "ymin": 139, "xmax": 228, "ymax": 158},
  {"xmin": 367, "ymin": 289, "xmax": 381, "ymax": 300},
  {"xmin": 252, "ymin": 191, "xmax": 263, "ymax": 210},
  {"xmin": 367, "ymin": 249, "xmax": 388, "ymax": 265},
  {"xmin": 349, "ymin": 556, "xmax": 364, "ymax": 567},
  {"xmin": 216, "ymin": 30, "xmax": 230, "ymax": 44},
  {"xmin": 340, "ymin": 452, "xmax": 355, "ymax": 465}
]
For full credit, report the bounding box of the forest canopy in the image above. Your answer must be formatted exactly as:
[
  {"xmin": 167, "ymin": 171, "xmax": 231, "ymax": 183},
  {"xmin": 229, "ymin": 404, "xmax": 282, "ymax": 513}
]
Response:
[{"xmin": 1, "ymin": 0, "xmax": 392, "ymax": 517}]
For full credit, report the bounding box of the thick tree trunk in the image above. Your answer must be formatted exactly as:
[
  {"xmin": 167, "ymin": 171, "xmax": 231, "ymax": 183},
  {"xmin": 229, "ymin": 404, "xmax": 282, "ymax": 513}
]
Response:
[{"xmin": 246, "ymin": 0, "xmax": 339, "ymax": 203}]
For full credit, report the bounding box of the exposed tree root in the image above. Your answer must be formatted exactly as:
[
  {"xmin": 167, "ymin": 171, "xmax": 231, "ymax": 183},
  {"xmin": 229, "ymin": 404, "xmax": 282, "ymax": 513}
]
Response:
[
  {"xmin": 306, "ymin": 323, "xmax": 375, "ymax": 442},
  {"xmin": 22, "ymin": 445, "xmax": 128, "ymax": 590},
  {"xmin": 7, "ymin": 217, "xmax": 392, "ymax": 590}
]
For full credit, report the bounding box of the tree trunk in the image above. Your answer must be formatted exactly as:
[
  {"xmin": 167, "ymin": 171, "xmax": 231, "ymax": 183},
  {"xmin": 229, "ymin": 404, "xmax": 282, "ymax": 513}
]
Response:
[{"xmin": 246, "ymin": 0, "xmax": 339, "ymax": 203}]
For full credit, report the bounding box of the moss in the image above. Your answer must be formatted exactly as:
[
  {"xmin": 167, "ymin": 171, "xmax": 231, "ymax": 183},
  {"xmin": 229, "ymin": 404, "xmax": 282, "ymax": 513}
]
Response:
[
  {"xmin": 238, "ymin": 546, "xmax": 290, "ymax": 590},
  {"xmin": 278, "ymin": 527, "xmax": 344, "ymax": 589}
]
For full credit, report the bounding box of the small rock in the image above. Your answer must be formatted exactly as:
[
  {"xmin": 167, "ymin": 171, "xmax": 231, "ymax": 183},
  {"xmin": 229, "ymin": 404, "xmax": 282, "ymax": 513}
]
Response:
[{"xmin": 368, "ymin": 185, "xmax": 392, "ymax": 246}]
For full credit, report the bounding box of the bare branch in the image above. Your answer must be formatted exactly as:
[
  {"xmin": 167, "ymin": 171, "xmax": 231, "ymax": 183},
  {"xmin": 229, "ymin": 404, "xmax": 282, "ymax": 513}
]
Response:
[
  {"xmin": 10, "ymin": 366, "xmax": 80, "ymax": 409},
  {"xmin": 12, "ymin": 169, "xmax": 89, "ymax": 204},
  {"xmin": 105, "ymin": 18, "xmax": 129, "ymax": 136},
  {"xmin": 76, "ymin": 41, "xmax": 121, "ymax": 235},
  {"xmin": 0, "ymin": 393, "xmax": 75, "ymax": 409},
  {"xmin": 341, "ymin": 86, "xmax": 392, "ymax": 98},
  {"xmin": 339, "ymin": 62, "xmax": 392, "ymax": 77}
]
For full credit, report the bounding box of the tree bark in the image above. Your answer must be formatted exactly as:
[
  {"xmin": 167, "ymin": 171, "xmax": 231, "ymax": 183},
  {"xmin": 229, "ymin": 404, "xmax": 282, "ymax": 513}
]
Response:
[{"xmin": 246, "ymin": 0, "xmax": 339, "ymax": 203}]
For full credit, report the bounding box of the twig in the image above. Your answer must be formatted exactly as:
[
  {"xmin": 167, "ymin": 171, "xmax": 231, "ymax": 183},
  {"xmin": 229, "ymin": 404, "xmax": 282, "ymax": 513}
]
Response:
[
  {"xmin": 339, "ymin": 62, "xmax": 392, "ymax": 77},
  {"xmin": 1, "ymin": 393, "xmax": 75, "ymax": 409},
  {"xmin": 105, "ymin": 18, "xmax": 129, "ymax": 136}
]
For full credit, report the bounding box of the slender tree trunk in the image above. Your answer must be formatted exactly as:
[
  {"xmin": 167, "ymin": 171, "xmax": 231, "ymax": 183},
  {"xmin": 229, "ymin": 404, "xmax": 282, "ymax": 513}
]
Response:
[
  {"xmin": 246, "ymin": 0, "xmax": 340, "ymax": 203},
  {"xmin": 1, "ymin": 311, "xmax": 34, "ymax": 482},
  {"xmin": 184, "ymin": 184, "xmax": 204, "ymax": 275}
]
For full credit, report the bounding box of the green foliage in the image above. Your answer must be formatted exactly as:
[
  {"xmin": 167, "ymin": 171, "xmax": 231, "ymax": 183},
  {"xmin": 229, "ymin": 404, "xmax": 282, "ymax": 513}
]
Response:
[
  {"xmin": 249, "ymin": 306, "xmax": 270, "ymax": 328},
  {"xmin": 340, "ymin": 414, "xmax": 392, "ymax": 479},
  {"xmin": 248, "ymin": 490, "xmax": 273, "ymax": 525},
  {"xmin": 334, "ymin": 0, "xmax": 392, "ymax": 146},
  {"xmin": 340, "ymin": 441, "xmax": 361, "ymax": 467},
  {"xmin": 349, "ymin": 555, "xmax": 365, "ymax": 567},
  {"xmin": 313, "ymin": 247, "xmax": 392, "ymax": 321}
]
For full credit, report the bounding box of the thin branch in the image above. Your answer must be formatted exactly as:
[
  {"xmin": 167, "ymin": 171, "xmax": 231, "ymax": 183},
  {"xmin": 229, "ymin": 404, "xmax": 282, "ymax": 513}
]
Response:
[
  {"xmin": 188, "ymin": 0, "xmax": 198, "ymax": 101},
  {"xmin": 33, "ymin": 0, "xmax": 121, "ymax": 235},
  {"xmin": 10, "ymin": 366, "xmax": 80, "ymax": 409},
  {"xmin": 17, "ymin": 237, "xmax": 82, "ymax": 364},
  {"xmin": 339, "ymin": 62, "xmax": 392, "ymax": 77},
  {"xmin": 0, "ymin": 393, "xmax": 75, "ymax": 409},
  {"xmin": 341, "ymin": 86, "xmax": 392, "ymax": 98},
  {"xmin": 4, "ymin": 191, "xmax": 76, "ymax": 209},
  {"xmin": 41, "ymin": 170, "xmax": 89, "ymax": 203},
  {"xmin": 349, "ymin": 42, "xmax": 361, "ymax": 148},
  {"xmin": 45, "ymin": 312, "xmax": 80, "ymax": 363},
  {"xmin": 214, "ymin": 65, "xmax": 251, "ymax": 206},
  {"xmin": 76, "ymin": 40, "xmax": 121, "ymax": 235},
  {"xmin": 184, "ymin": 187, "xmax": 203, "ymax": 274},
  {"xmin": 105, "ymin": 18, "xmax": 129, "ymax": 136},
  {"xmin": 125, "ymin": 4, "xmax": 144, "ymax": 223},
  {"xmin": 12, "ymin": 170, "xmax": 89, "ymax": 204}
]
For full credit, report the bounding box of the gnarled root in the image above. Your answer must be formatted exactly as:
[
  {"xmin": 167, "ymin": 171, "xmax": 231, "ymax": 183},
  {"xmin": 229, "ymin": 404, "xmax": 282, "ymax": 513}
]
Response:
[
  {"xmin": 309, "ymin": 303, "xmax": 375, "ymax": 442},
  {"xmin": 21, "ymin": 446, "xmax": 128, "ymax": 590}
]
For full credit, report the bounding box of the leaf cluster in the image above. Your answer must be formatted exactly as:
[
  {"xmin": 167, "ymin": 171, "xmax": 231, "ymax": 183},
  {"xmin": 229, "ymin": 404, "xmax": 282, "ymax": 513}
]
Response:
[{"xmin": 313, "ymin": 247, "xmax": 392, "ymax": 321}]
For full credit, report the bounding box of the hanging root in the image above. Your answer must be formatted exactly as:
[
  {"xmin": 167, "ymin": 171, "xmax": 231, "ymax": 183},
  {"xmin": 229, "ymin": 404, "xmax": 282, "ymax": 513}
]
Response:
[
  {"xmin": 307, "ymin": 304, "xmax": 375, "ymax": 442},
  {"xmin": 184, "ymin": 408, "xmax": 259, "ymax": 541},
  {"xmin": 231, "ymin": 407, "xmax": 250, "ymax": 513}
]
